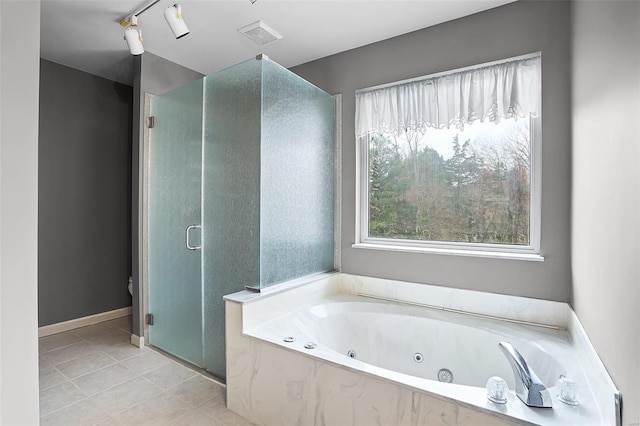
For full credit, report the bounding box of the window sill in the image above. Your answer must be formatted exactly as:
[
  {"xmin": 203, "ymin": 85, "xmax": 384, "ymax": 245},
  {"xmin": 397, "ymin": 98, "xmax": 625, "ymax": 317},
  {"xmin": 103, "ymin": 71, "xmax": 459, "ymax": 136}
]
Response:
[{"xmin": 351, "ymin": 242, "xmax": 544, "ymax": 262}]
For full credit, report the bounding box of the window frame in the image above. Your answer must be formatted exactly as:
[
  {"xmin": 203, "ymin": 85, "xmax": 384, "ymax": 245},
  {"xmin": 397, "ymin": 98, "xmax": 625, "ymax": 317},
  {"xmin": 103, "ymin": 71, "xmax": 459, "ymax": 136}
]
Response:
[{"xmin": 354, "ymin": 81, "xmax": 543, "ymax": 262}]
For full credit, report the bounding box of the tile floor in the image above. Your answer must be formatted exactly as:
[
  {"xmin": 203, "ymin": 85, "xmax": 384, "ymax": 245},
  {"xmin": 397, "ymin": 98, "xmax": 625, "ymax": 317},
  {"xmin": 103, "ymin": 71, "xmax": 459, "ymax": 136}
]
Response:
[{"xmin": 38, "ymin": 316, "xmax": 253, "ymax": 426}]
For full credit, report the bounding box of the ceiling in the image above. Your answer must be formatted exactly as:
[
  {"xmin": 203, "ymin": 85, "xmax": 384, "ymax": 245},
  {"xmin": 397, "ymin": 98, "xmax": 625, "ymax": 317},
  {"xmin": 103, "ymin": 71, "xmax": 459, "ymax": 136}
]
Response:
[{"xmin": 40, "ymin": 0, "xmax": 514, "ymax": 86}]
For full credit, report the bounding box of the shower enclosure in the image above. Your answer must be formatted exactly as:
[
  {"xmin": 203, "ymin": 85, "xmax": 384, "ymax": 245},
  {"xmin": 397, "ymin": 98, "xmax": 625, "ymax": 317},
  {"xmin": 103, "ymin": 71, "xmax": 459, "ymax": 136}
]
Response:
[{"xmin": 146, "ymin": 56, "xmax": 335, "ymax": 378}]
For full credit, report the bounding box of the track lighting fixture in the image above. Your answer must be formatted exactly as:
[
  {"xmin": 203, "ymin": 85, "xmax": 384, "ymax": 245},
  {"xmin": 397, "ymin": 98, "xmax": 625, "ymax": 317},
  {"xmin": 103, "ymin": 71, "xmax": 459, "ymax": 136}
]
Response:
[
  {"xmin": 164, "ymin": 4, "xmax": 189, "ymax": 39},
  {"xmin": 119, "ymin": 0, "xmax": 261, "ymax": 55},
  {"xmin": 119, "ymin": 0, "xmax": 189, "ymax": 55},
  {"xmin": 119, "ymin": 0, "xmax": 258, "ymax": 55},
  {"xmin": 123, "ymin": 16, "xmax": 144, "ymax": 56}
]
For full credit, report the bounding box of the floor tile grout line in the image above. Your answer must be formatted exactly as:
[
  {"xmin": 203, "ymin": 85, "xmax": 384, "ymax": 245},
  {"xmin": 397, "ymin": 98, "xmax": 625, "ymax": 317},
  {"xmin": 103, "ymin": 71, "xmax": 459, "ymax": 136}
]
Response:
[
  {"xmin": 39, "ymin": 339, "xmax": 86, "ymax": 356},
  {"xmin": 71, "ymin": 356, "xmax": 139, "ymax": 381},
  {"xmin": 39, "ymin": 364, "xmax": 72, "ymax": 392},
  {"xmin": 41, "ymin": 361, "xmax": 141, "ymax": 417},
  {"xmin": 98, "ymin": 340, "xmax": 149, "ymax": 359},
  {"xmin": 198, "ymin": 402, "xmax": 227, "ymax": 421},
  {"xmin": 178, "ymin": 394, "xmax": 221, "ymax": 410},
  {"xmin": 125, "ymin": 361, "xmax": 171, "ymax": 378},
  {"xmin": 39, "ymin": 380, "xmax": 92, "ymax": 419},
  {"xmin": 45, "ymin": 350, "xmax": 124, "ymax": 385},
  {"xmin": 41, "ymin": 396, "xmax": 116, "ymax": 425},
  {"xmin": 155, "ymin": 367, "xmax": 227, "ymax": 410},
  {"xmin": 90, "ymin": 378, "xmax": 166, "ymax": 419},
  {"xmin": 165, "ymin": 375, "xmax": 222, "ymax": 395},
  {"xmin": 171, "ymin": 410, "xmax": 192, "ymax": 423},
  {"xmin": 71, "ymin": 363, "xmax": 144, "ymax": 398},
  {"xmin": 53, "ymin": 350, "xmax": 120, "ymax": 378},
  {"xmin": 48, "ymin": 351, "xmax": 141, "ymax": 393},
  {"xmin": 91, "ymin": 416, "xmax": 117, "ymax": 426},
  {"xmin": 133, "ymin": 354, "xmax": 178, "ymax": 377},
  {"xmin": 40, "ymin": 397, "xmax": 88, "ymax": 420},
  {"xmin": 41, "ymin": 342, "xmax": 106, "ymax": 366},
  {"xmin": 166, "ymin": 377, "xmax": 221, "ymax": 408},
  {"xmin": 39, "ymin": 343, "xmax": 80, "ymax": 355},
  {"xmin": 145, "ymin": 345, "xmax": 226, "ymax": 385},
  {"xmin": 107, "ymin": 350, "xmax": 148, "ymax": 363},
  {"xmin": 109, "ymin": 389, "xmax": 176, "ymax": 423}
]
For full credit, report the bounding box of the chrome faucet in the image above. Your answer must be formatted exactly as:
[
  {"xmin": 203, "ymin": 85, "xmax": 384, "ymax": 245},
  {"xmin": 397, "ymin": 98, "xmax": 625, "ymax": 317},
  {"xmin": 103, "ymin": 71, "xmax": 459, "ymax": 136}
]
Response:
[{"xmin": 498, "ymin": 342, "xmax": 553, "ymax": 408}]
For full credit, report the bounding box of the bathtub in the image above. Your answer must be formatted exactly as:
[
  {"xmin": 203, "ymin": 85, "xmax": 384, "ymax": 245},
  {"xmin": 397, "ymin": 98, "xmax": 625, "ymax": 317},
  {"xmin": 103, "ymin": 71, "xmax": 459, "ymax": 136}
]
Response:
[
  {"xmin": 282, "ymin": 299, "xmax": 568, "ymax": 391},
  {"xmin": 225, "ymin": 273, "xmax": 617, "ymax": 426}
]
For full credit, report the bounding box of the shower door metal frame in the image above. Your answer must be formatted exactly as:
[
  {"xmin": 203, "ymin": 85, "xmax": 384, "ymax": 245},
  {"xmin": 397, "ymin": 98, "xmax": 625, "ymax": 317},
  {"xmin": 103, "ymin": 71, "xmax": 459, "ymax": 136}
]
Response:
[{"xmin": 141, "ymin": 92, "xmax": 152, "ymax": 346}]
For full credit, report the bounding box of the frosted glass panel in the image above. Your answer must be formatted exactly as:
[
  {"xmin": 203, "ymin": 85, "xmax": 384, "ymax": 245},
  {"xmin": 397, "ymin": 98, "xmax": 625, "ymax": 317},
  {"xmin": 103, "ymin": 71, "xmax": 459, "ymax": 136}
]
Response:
[
  {"xmin": 148, "ymin": 79, "xmax": 204, "ymax": 366},
  {"xmin": 147, "ymin": 56, "xmax": 335, "ymax": 377},
  {"xmin": 202, "ymin": 59, "xmax": 262, "ymax": 377},
  {"xmin": 260, "ymin": 59, "xmax": 335, "ymax": 288}
]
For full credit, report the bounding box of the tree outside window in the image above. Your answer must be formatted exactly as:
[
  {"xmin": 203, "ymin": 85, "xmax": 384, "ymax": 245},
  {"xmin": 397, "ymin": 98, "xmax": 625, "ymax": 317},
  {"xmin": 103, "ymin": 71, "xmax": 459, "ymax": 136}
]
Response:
[{"xmin": 367, "ymin": 118, "xmax": 531, "ymax": 246}]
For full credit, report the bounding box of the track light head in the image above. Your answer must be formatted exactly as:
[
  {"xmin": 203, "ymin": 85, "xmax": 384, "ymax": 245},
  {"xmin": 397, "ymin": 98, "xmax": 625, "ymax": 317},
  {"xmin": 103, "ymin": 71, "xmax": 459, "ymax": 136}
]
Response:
[
  {"xmin": 164, "ymin": 3, "xmax": 189, "ymax": 39},
  {"xmin": 119, "ymin": 1, "xmax": 189, "ymax": 54},
  {"xmin": 123, "ymin": 17, "xmax": 144, "ymax": 56}
]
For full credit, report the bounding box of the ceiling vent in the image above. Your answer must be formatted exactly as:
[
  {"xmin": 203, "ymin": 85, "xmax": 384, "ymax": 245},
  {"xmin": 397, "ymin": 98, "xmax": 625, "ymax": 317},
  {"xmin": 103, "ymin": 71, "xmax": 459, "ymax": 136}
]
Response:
[{"xmin": 238, "ymin": 20, "xmax": 282, "ymax": 45}]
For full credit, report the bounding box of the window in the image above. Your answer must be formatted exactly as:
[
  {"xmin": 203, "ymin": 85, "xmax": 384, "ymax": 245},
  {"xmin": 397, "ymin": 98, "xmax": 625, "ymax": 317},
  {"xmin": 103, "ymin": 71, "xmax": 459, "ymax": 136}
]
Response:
[{"xmin": 354, "ymin": 54, "xmax": 542, "ymax": 259}]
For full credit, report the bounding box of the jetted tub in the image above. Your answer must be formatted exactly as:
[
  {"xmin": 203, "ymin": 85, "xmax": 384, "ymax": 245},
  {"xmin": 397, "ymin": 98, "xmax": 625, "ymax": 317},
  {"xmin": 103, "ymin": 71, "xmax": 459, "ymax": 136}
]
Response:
[
  {"xmin": 225, "ymin": 273, "xmax": 617, "ymax": 426},
  {"xmin": 290, "ymin": 299, "xmax": 567, "ymax": 391}
]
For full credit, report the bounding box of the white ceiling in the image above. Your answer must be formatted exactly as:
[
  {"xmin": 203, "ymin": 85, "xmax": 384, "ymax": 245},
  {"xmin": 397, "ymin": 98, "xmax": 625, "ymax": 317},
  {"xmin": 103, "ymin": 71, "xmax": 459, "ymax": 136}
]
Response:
[{"xmin": 40, "ymin": 0, "xmax": 514, "ymax": 86}]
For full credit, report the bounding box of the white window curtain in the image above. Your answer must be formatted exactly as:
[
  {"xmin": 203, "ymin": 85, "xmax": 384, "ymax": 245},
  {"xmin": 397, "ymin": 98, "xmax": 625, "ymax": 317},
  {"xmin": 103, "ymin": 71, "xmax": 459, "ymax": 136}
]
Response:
[{"xmin": 355, "ymin": 54, "xmax": 541, "ymax": 137}]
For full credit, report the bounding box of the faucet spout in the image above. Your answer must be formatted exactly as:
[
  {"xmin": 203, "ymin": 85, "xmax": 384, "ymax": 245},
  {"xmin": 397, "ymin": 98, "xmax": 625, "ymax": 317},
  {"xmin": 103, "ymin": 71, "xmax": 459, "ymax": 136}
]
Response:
[{"xmin": 498, "ymin": 342, "xmax": 552, "ymax": 408}]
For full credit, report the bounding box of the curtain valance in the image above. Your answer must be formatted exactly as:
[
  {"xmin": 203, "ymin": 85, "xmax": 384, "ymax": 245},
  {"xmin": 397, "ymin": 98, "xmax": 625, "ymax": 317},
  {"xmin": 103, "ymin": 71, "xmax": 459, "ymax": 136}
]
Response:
[{"xmin": 355, "ymin": 54, "xmax": 541, "ymax": 137}]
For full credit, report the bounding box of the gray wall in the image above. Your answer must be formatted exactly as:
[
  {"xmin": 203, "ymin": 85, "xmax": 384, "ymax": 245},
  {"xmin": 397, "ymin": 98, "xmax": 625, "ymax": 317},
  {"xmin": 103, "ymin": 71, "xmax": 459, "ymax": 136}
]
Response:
[
  {"xmin": 38, "ymin": 59, "xmax": 133, "ymax": 326},
  {"xmin": 291, "ymin": 1, "xmax": 572, "ymax": 302},
  {"xmin": 571, "ymin": 1, "xmax": 640, "ymax": 422},
  {"xmin": 0, "ymin": 0, "xmax": 41, "ymax": 421},
  {"xmin": 131, "ymin": 52, "xmax": 203, "ymax": 337}
]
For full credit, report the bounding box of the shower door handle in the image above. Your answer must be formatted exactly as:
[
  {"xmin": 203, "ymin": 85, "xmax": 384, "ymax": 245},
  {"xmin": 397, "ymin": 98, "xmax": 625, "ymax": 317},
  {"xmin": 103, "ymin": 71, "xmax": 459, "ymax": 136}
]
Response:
[{"xmin": 185, "ymin": 225, "xmax": 201, "ymax": 250}]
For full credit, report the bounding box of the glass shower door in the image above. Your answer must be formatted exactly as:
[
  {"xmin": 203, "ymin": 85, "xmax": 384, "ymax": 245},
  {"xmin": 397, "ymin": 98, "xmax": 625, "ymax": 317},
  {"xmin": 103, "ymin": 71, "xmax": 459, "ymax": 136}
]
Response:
[{"xmin": 148, "ymin": 79, "xmax": 204, "ymax": 367}]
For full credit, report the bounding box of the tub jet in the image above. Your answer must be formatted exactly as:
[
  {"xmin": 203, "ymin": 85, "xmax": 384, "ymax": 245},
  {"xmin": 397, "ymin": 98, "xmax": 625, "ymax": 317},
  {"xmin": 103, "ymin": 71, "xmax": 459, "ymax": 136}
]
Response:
[{"xmin": 438, "ymin": 368, "xmax": 454, "ymax": 383}]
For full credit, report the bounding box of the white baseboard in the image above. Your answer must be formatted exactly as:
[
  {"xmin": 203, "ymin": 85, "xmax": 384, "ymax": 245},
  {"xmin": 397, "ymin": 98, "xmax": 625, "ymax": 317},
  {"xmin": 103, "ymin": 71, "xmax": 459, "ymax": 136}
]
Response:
[
  {"xmin": 39, "ymin": 307, "xmax": 132, "ymax": 337},
  {"xmin": 130, "ymin": 333, "xmax": 145, "ymax": 348}
]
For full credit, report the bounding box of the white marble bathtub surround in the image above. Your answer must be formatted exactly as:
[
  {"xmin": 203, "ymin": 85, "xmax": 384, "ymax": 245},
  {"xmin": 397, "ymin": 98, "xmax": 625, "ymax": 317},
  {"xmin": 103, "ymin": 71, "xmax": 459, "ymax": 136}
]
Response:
[
  {"xmin": 226, "ymin": 302, "xmax": 258, "ymax": 420},
  {"xmin": 224, "ymin": 272, "xmax": 618, "ymax": 425},
  {"xmin": 224, "ymin": 272, "xmax": 569, "ymax": 332},
  {"xmin": 226, "ymin": 301, "xmax": 527, "ymax": 426},
  {"xmin": 567, "ymin": 309, "xmax": 618, "ymax": 425},
  {"xmin": 224, "ymin": 272, "xmax": 341, "ymax": 330},
  {"xmin": 338, "ymin": 274, "xmax": 569, "ymax": 328},
  {"xmin": 242, "ymin": 295, "xmax": 612, "ymax": 424}
]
